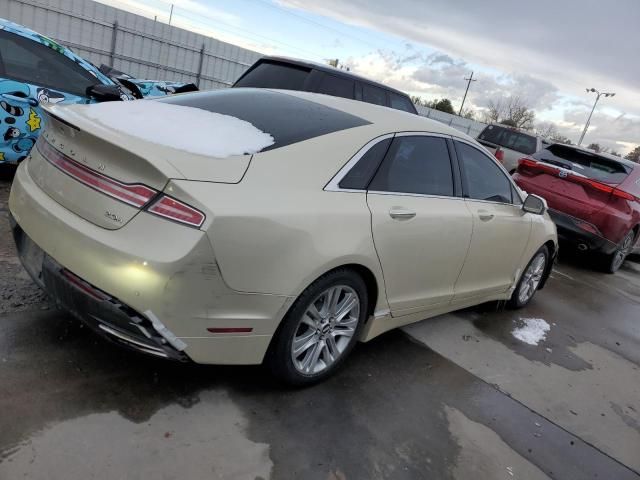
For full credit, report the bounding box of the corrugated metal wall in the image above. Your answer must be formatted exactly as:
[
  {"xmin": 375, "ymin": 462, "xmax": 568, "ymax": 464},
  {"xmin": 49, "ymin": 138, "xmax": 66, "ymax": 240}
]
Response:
[
  {"xmin": 416, "ymin": 104, "xmax": 487, "ymax": 138},
  {"xmin": 0, "ymin": 0, "xmax": 262, "ymax": 90}
]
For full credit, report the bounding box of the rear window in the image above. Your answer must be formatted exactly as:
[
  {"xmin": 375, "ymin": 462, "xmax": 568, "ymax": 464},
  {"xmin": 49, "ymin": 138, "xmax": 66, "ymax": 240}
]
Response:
[
  {"xmin": 233, "ymin": 61, "xmax": 309, "ymax": 90},
  {"xmin": 478, "ymin": 125, "xmax": 537, "ymax": 155},
  {"xmin": 159, "ymin": 89, "xmax": 371, "ymax": 152},
  {"xmin": 533, "ymin": 145, "xmax": 631, "ymax": 184}
]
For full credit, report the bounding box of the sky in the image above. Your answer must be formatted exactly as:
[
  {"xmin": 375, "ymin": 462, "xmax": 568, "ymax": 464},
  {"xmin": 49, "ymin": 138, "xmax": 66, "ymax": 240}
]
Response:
[{"xmin": 99, "ymin": 0, "xmax": 639, "ymax": 154}]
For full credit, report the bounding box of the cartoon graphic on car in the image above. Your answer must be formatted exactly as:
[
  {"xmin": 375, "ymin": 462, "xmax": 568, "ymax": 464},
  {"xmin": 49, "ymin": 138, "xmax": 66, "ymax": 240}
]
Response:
[{"xmin": 0, "ymin": 18, "xmax": 198, "ymax": 163}]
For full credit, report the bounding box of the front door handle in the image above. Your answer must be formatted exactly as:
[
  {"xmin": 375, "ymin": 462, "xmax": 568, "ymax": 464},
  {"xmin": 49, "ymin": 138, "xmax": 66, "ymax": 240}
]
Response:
[
  {"xmin": 389, "ymin": 207, "xmax": 416, "ymax": 220},
  {"xmin": 478, "ymin": 210, "xmax": 495, "ymax": 221}
]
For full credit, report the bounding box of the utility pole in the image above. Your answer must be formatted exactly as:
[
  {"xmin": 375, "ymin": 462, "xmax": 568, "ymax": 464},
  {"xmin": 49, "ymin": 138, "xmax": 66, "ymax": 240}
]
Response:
[
  {"xmin": 168, "ymin": 4, "xmax": 174, "ymax": 25},
  {"xmin": 578, "ymin": 88, "xmax": 615, "ymax": 146},
  {"xmin": 458, "ymin": 71, "xmax": 476, "ymax": 116}
]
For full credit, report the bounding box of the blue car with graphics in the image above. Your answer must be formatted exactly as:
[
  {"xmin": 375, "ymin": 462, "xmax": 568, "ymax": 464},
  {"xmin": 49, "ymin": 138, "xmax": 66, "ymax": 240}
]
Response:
[{"xmin": 0, "ymin": 18, "xmax": 197, "ymax": 164}]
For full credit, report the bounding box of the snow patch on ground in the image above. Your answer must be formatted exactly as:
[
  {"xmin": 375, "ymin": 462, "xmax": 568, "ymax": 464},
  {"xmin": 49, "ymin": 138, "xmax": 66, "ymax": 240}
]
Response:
[
  {"xmin": 82, "ymin": 100, "xmax": 274, "ymax": 157},
  {"xmin": 512, "ymin": 318, "xmax": 551, "ymax": 346}
]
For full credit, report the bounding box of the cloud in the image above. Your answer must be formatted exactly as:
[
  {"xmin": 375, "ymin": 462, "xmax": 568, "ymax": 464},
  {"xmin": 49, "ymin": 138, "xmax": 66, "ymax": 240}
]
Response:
[{"xmin": 277, "ymin": 0, "xmax": 640, "ymax": 115}]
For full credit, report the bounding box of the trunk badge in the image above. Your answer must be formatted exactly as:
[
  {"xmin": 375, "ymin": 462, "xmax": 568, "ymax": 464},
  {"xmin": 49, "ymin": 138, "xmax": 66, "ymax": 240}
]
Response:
[
  {"xmin": 105, "ymin": 211, "xmax": 123, "ymax": 223},
  {"xmin": 558, "ymin": 170, "xmax": 568, "ymax": 178}
]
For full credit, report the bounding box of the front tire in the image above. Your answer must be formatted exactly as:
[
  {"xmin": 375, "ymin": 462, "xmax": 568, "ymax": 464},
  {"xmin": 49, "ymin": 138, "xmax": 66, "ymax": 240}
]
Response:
[
  {"xmin": 508, "ymin": 246, "xmax": 549, "ymax": 309},
  {"xmin": 266, "ymin": 269, "xmax": 368, "ymax": 386}
]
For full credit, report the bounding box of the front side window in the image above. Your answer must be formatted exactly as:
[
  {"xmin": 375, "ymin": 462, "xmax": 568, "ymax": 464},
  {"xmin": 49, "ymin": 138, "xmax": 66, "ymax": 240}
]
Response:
[
  {"xmin": 0, "ymin": 30, "xmax": 98, "ymax": 97},
  {"xmin": 456, "ymin": 141, "xmax": 513, "ymax": 203},
  {"xmin": 369, "ymin": 136, "xmax": 454, "ymax": 196},
  {"xmin": 316, "ymin": 73, "xmax": 354, "ymax": 99},
  {"xmin": 362, "ymin": 83, "xmax": 387, "ymax": 106}
]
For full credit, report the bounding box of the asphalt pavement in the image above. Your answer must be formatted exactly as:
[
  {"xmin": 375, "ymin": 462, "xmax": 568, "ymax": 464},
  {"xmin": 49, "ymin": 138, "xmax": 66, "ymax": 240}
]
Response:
[{"xmin": 0, "ymin": 171, "xmax": 638, "ymax": 480}]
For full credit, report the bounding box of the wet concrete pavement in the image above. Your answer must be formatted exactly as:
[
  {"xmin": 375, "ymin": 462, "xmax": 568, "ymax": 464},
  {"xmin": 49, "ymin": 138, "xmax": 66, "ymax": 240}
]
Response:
[{"xmin": 1, "ymin": 171, "xmax": 639, "ymax": 479}]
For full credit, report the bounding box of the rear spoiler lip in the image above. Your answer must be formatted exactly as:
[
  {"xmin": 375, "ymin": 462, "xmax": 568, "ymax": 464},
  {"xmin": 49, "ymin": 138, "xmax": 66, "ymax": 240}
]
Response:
[{"xmin": 42, "ymin": 103, "xmax": 80, "ymax": 132}]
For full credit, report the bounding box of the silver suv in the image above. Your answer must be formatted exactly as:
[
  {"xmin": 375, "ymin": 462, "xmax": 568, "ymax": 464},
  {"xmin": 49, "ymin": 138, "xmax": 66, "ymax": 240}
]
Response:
[{"xmin": 477, "ymin": 124, "xmax": 548, "ymax": 174}]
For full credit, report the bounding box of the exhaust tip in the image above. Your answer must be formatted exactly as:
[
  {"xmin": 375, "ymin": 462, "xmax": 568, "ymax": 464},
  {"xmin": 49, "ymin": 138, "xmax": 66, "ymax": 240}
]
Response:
[{"xmin": 577, "ymin": 243, "xmax": 588, "ymax": 251}]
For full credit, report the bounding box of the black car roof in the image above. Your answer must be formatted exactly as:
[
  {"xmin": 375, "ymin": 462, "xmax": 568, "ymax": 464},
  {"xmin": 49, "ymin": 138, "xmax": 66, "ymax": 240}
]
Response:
[{"xmin": 251, "ymin": 56, "xmax": 412, "ymax": 99}]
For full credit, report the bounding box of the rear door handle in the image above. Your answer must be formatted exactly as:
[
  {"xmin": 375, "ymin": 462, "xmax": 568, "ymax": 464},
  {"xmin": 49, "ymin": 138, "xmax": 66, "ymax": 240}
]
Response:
[
  {"xmin": 389, "ymin": 207, "xmax": 416, "ymax": 220},
  {"xmin": 478, "ymin": 210, "xmax": 495, "ymax": 221}
]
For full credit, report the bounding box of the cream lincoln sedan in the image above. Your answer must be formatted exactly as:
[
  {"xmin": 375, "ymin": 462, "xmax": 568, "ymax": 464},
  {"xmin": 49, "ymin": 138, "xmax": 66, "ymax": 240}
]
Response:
[{"xmin": 9, "ymin": 88, "xmax": 557, "ymax": 385}]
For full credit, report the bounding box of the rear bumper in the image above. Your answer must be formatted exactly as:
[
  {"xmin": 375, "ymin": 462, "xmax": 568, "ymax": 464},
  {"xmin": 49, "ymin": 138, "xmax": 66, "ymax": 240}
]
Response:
[
  {"xmin": 12, "ymin": 218, "xmax": 188, "ymax": 360},
  {"xmin": 9, "ymin": 160, "xmax": 290, "ymax": 364},
  {"xmin": 548, "ymin": 208, "xmax": 617, "ymax": 254}
]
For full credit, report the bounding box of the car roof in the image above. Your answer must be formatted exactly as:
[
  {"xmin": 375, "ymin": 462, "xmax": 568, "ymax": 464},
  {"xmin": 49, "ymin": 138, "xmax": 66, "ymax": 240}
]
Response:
[
  {"xmin": 254, "ymin": 56, "xmax": 413, "ymax": 99},
  {"xmin": 266, "ymin": 88, "xmax": 477, "ymax": 141},
  {"xmin": 483, "ymin": 123, "xmax": 541, "ymax": 139}
]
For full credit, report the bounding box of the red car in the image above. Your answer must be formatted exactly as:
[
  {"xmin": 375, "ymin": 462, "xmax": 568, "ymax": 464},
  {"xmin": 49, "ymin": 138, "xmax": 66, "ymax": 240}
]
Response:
[{"xmin": 514, "ymin": 143, "xmax": 640, "ymax": 273}]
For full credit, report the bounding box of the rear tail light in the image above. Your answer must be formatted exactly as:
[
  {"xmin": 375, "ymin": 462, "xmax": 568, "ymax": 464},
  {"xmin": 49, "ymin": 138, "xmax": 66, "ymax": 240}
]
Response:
[
  {"xmin": 37, "ymin": 137, "xmax": 206, "ymax": 228},
  {"xmin": 147, "ymin": 195, "xmax": 205, "ymax": 228},
  {"xmin": 37, "ymin": 137, "xmax": 157, "ymax": 208},
  {"xmin": 494, "ymin": 148, "xmax": 505, "ymax": 163}
]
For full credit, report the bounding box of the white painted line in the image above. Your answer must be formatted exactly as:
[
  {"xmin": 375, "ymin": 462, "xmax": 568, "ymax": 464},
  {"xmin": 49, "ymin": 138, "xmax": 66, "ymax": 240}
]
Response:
[{"xmin": 552, "ymin": 269, "xmax": 574, "ymax": 280}]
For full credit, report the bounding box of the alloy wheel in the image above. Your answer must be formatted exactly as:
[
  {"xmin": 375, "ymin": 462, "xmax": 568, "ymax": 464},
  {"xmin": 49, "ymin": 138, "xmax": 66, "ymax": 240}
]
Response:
[
  {"xmin": 291, "ymin": 285, "xmax": 360, "ymax": 375},
  {"xmin": 611, "ymin": 231, "xmax": 634, "ymax": 272},
  {"xmin": 518, "ymin": 252, "xmax": 547, "ymax": 305}
]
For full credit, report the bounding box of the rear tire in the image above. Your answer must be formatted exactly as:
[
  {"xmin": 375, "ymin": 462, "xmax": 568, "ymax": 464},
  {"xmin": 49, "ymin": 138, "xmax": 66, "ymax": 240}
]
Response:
[
  {"xmin": 601, "ymin": 230, "xmax": 635, "ymax": 274},
  {"xmin": 266, "ymin": 268, "xmax": 368, "ymax": 386},
  {"xmin": 508, "ymin": 246, "xmax": 549, "ymax": 309}
]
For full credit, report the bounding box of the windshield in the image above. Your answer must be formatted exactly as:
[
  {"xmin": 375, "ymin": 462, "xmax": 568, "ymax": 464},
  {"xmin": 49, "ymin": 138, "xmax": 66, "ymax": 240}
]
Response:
[{"xmin": 479, "ymin": 125, "xmax": 538, "ymax": 155}]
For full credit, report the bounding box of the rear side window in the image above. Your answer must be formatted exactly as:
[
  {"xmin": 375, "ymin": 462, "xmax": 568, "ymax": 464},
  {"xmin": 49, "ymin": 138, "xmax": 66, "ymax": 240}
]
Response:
[
  {"xmin": 316, "ymin": 73, "xmax": 354, "ymax": 99},
  {"xmin": 369, "ymin": 136, "xmax": 454, "ymax": 196},
  {"xmin": 234, "ymin": 61, "xmax": 309, "ymax": 90},
  {"xmin": 339, "ymin": 138, "xmax": 392, "ymax": 190},
  {"xmin": 478, "ymin": 125, "xmax": 537, "ymax": 155},
  {"xmin": 362, "ymin": 83, "xmax": 387, "ymax": 106},
  {"xmin": 0, "ymin": 30, "xmax": 98, "ymax": 97},
  {"xmin": 456, "ymin": 141, "xmax": 513, "ymax": 203},
  {"xmin": 534, "ymin": 145, "xmax": 631, "ymax": 184},
  {"xmin": 389, "ymin": 92, "xmax": 416, "ymax": 113}
]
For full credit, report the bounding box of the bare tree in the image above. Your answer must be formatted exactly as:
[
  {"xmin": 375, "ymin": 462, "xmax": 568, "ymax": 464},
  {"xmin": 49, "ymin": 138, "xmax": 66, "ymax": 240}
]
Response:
[
  {"xmin": 460, "ymin": 107, "xmax": 476, "ymax": 120},
  {"xmin": 549, "ymin": 133, "xmax": 573, "ymax": 145},
  {"xmin": 483, "ymin": 96, "xmax": 535, "ymax": 130},
  {"xmin": 535, "ymin": 122, "xmax": 558, "ymax": 139},
  {"xmin": 625, "ymin": 146, "xmax": 640, "ymax": 163}
]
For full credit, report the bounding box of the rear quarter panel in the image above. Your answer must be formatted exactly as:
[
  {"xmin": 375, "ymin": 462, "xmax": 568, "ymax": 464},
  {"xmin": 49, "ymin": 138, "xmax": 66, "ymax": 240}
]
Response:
[{"xmin": 181, "ymin": 126, "xmax": 389, "ymax": 310}]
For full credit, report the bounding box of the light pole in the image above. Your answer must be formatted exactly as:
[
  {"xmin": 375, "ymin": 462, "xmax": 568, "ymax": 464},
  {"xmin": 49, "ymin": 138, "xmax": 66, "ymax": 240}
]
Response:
[{"xmin": 578, "ymin": 88, "xmax": 615, "ymax": 146}]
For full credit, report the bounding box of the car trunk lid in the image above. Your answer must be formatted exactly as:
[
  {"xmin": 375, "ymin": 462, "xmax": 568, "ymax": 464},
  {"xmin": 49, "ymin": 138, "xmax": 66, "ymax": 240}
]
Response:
[{"xmin": 27, "ymin": 104, "xmax": 250, "ymax": 229}]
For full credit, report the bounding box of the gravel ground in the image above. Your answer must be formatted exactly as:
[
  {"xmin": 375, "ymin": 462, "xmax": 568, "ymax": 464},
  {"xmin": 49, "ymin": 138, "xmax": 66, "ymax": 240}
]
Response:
[{"xmin": 0, "ymin": 172, "xmax": 50, "ymax": 315}]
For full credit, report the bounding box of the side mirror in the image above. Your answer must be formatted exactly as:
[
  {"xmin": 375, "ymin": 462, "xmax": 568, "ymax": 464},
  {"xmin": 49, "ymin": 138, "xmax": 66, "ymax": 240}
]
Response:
[
  {"xmin": 523, "ymin": 194, "xmax": 547, "ymax": 215},
  {"xmin": 86, "ymin": 84, "xmax": 124, "ymax": 102}
]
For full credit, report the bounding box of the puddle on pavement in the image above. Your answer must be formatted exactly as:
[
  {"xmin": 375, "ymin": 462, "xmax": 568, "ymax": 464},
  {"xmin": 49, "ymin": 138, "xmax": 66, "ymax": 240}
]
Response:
[{"xmin": 0, "ymin": 390, "xmax": 273, "ymax": 479}]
